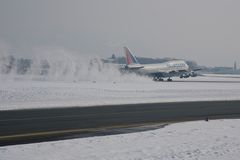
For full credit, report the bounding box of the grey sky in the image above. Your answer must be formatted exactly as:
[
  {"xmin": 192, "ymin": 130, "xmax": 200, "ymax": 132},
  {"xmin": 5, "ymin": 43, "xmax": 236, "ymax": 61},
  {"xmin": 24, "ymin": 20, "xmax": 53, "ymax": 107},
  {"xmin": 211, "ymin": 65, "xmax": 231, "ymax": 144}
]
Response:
[{"xmin": 0, "ymin": 0, "xmax": 240, "ymax": 66}]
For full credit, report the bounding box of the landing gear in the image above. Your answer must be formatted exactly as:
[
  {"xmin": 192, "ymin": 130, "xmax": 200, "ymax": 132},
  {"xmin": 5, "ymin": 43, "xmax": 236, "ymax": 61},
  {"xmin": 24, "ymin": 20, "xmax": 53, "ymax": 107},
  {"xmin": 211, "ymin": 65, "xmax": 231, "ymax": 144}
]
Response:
[
  {"xmin": 153, "ymin": 77, "xmax": 173, "ymax": 82},
  {"xmin": 167, "ymin": 78, "xmax": 172, "ymax": 82},
  {"xmin": 153, "ymin": 77, "xmax": 164, "ymax": 82}
]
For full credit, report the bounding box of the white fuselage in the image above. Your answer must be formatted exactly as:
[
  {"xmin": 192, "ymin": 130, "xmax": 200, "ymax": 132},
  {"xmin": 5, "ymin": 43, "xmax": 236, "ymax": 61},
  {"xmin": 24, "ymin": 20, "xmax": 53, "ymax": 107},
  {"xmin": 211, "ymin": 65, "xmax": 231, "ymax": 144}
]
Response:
[{"xmin": 129, "ymin": 60, "xmax": 189, "ymax": 76}]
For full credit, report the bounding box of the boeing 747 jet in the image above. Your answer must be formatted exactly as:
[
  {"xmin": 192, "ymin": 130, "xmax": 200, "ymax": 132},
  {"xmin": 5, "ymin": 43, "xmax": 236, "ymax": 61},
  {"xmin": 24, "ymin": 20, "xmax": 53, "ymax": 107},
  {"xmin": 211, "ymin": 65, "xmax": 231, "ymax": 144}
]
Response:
[{"xmin": 124, "ymin": 47, "xmax": 199, "ymax": 81}]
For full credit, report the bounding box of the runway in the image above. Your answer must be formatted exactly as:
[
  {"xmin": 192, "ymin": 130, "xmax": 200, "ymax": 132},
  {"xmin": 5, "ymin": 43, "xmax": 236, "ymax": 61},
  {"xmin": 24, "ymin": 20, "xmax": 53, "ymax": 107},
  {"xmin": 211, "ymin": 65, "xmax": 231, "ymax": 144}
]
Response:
[
  {"xmin": 1, "ymin": 100, "xmax": 240, "ymax": 146},
  {"xmin": 164, "ymin": 80, "xmax": 240, "ymax": 83}
]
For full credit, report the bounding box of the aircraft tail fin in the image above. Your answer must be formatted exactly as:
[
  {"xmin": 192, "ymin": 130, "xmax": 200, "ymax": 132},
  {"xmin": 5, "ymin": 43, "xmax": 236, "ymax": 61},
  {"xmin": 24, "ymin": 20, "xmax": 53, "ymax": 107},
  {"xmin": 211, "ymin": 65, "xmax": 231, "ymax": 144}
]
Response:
[{"xmin": 124, "ymin": 47, "xmax": 140, "ymax": 65}]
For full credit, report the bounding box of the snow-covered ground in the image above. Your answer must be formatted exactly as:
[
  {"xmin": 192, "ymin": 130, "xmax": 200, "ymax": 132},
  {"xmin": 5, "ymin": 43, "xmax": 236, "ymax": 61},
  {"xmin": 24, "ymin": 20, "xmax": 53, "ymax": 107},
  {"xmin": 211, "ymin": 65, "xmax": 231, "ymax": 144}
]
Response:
[
  {"xmin": 1, "ymin": 75, "xmax": 240, "ymax": 110},
  {"xmin": 1, "ymin": 119, "xmax": 240, "ymax": 160}
]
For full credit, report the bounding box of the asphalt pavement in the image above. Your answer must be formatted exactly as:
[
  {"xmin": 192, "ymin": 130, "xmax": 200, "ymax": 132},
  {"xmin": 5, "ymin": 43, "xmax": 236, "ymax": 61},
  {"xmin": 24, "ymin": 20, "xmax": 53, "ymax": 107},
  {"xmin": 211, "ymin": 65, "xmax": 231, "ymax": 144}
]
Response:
[{"xmin": 1, "ymin": 100, "xmax": 240, "ymax": 146}]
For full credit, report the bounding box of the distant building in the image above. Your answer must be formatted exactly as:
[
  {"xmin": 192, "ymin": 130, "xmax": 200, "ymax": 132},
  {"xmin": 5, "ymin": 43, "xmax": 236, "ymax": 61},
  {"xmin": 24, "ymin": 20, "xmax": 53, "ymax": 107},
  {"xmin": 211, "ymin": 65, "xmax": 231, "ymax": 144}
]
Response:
[{"xmin": 234, "ymin": 61, "xmax": 237, "ymax": 70}]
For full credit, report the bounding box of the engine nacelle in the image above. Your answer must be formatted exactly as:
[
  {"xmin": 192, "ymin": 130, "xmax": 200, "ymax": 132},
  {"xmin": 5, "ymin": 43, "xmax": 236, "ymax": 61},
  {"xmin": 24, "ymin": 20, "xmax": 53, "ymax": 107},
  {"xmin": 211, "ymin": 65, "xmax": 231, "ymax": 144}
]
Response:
[
  {"xmin": 180, "ymin": 73, "xmax": 190, "ymax": 78},
  {"xmin": 190, "ymin": 72, "xmax": 197, "ymax": 77}
]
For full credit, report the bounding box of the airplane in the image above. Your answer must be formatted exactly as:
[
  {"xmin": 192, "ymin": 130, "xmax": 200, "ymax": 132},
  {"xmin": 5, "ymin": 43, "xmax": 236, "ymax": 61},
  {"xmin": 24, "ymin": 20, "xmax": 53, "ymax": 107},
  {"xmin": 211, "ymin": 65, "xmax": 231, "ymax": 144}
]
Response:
[{"xmin": 123, "ymin": 47, "xmax": 199, "ymax": 81}]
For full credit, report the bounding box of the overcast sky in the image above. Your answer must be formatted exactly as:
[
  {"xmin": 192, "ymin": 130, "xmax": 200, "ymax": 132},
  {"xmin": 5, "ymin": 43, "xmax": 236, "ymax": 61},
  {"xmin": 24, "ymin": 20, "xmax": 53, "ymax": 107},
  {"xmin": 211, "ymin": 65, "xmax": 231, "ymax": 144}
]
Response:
[{"xmin": 0, "ymin": 0, "xmax": 240, "ymax": 66}]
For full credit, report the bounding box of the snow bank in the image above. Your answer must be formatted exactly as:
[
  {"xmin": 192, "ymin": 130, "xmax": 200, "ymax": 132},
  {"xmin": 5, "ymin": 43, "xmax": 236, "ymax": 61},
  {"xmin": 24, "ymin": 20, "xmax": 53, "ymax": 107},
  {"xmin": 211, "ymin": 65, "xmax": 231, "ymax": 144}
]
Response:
[{"xmin": 1, "ymin": 119, "xmax": 240, "ymax": 160}]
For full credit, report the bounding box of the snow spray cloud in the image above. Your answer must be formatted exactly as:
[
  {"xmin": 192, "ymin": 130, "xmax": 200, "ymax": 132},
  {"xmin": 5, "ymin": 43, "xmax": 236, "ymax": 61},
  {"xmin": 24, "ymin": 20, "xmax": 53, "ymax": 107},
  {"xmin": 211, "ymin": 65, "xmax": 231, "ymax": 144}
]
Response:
[
  {"xmin": 0, "ymin": 40, "xmax": 16, "ymax": 76},
  {"xmin": 0, "ymin": 47, "xmax": 149, "ymax": 82},
  {"xmin": 31, "ymin": 48, "xmax": 149, "ymax": 82}
]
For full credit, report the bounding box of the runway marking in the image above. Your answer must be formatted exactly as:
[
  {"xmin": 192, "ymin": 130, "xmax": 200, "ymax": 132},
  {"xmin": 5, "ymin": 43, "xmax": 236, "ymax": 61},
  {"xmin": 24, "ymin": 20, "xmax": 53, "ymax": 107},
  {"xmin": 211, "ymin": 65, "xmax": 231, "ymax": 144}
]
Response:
[
  {"xmin": 2, "ymin": 116, "xmax": 231, "ymax": 143},
  {"xmin": 161, "ymin": 80, "xmax": 240, "ymax": 83},
  {"xmin": 0, "ymin": 117, "xmax": 215, "ymax": 142},
  {"xmin": 0, "ymin": 122, "xmax": 169, "ymax": 141}
]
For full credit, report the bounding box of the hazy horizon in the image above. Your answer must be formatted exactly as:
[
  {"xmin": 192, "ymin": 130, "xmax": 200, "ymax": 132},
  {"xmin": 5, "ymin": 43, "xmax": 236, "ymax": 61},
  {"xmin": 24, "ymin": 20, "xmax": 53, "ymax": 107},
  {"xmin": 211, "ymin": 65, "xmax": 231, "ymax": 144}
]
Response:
[{"xmin": 0, "ymin": 0, "xmax": 240, "ymax": 67}]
